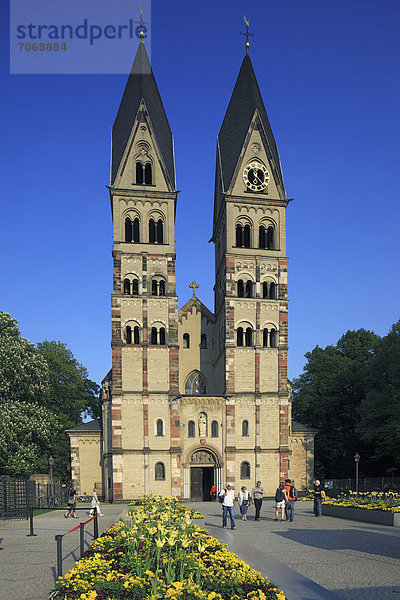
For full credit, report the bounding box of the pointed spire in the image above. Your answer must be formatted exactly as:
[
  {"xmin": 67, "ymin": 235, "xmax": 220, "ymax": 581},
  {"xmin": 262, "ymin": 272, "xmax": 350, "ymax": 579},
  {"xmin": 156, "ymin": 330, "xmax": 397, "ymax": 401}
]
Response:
[
  {"xmin": 111, "ymin": 42, "xmax": 176, "ymax": 189},
  {"xmin": 217, "ymin": 53, "xmax": 285, "ymax": 198}
]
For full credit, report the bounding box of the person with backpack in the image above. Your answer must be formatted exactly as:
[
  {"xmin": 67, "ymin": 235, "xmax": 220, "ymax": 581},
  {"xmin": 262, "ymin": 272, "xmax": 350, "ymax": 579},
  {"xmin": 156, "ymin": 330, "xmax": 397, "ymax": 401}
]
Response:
[
  {"xmin": 274, "ymin": 482, "xmax": 286, "ymax": 521},
  {"xmin": 284, "ymin": 478, "xmax": 297, "ymax": 522},
  {"xmin": 218, "ymin": 483, "xmax": 236, "ymax": 529}
]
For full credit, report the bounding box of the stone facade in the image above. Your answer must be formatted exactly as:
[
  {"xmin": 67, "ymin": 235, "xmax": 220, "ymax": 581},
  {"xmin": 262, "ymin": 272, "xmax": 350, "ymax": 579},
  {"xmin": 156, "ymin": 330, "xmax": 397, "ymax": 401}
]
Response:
[{"xmin": 70, "ymin": 41, "xmax": 315, "ymax": 501}]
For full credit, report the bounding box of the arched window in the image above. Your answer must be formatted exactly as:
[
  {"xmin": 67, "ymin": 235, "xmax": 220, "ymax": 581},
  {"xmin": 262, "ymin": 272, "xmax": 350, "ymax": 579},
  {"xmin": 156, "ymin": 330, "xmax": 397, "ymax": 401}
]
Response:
[
  {"xmin": 156, "ymin": 219, "xmax": 163, "ymax": 244},
  {"xmin": 151, "ymin": 327, "xmax": 157, "ymax": 345},
  {"xmin": 152, "ymin": 280, "xmax": 158, "ymax": 296},
  {"xmin": 200, "ymin": 334, "xmax": 207, "ymax": 349},
  {"xmin": 155, "ymin": 462, "xmax": 165, "ymax": 480},
  {"xmin": 125, "ymin": 326, "xmax": 132, "ymax": 345},
  {"xmin": 237, "ymin": 327, "xmax": 244, "ymax": 347},
  {"xmin": 133, "ymin": 326, "xmax": 140, "ymax": 345},
  {"xmin": 244, "ymin": 224, "xmax": 251, "ymax": 248},
  {"xmin": 237, "ymin": 280, "xmax": 244, "ymax": 298},
  {"xmin": 183, "ymin": 333, "xmax": 190, "ymax": 349},
  {"xmin": 263, "ymin": 328, "xmax": 269, "ymax": 347},
  {"xmin": 144, "ymin": 162, "xmax": 152, "ymax": 185},
  {"xmin": 132, "ymin": 279, "xmax": 139, "ymax": 295},
  {"xmin": 156, "ymin": 419, "xmax": 164, "ymax": 436},
  {"xmin": 269, "ymin": 282, "xmax": 276, "ymax": 299},
  {"xmin": 242, "ymin": 420, "xmax": 249, "ymax": 437},
  {"xmin": 240, "ymin": 461, "xmax": 251, "ymax": 479},
  {"xmin": 125, "ymin": 217, "xmax": 132, "ymax": 242},
  {"xmin": 185, "ymin": 371, "xmax": 207, "ymax": 395},
  {"xmin": 159, "ymin": 327, "xmax": 166, "ymax": 345},
  {"xmin": 245, "ymin": 281, "xmax": 253, "ymax": 298},
  {"xmin": 159, "ymin": 281, "xmax": 166, "ymax": 296},
  {"xmin": 136, "ymin": 162, "xmax": 144, "ymax": 184},
  {"xmin": 149, "ymin": 219, "xmax": 156, "ymax": 243},
  {"xmin": 263, "ymin": 282, "xmax": 269, "ymax": 299},
  {"xmin": 211, "ymin": 420, "xmax": 219, "ymax": 437},
  {"xmin": 123, "ymin": 279, "xmax": 130, "ymax": 295},
  {"xmin": 267, "ymin": 226, "xmax": 274, "ymax": 250},
  {"xmin": 245, "ymin": 327, "xmax": 253, "ymax": 347},
  {"xmin": 236, "ymin": 224, "xmax": 243, "ymax": 247},
  {"xmin": 259, "ymin": 225, "xmax": 266, "ymax": 249},
  {"xmin": 270, "ymin": 328, "xmax": 277, "ymax": 348},
  {"xmin": 133, "ymin": 218, "xmax": 140, "ymax": 242},
  {"xmin": 188, "ymin": 420, "xmax": 195, "ymax": 437}
]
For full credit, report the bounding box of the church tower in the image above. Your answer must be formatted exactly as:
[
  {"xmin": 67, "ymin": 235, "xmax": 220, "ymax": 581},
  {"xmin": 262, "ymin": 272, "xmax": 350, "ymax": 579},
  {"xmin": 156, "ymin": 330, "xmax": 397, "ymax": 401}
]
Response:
[
  {"xmin": 103, "ymin": 38, "xmax": 180, "ymax": 501},
  {"xmin": 212, "ymin": 49, "xmax": 291, "ymax": 485}
]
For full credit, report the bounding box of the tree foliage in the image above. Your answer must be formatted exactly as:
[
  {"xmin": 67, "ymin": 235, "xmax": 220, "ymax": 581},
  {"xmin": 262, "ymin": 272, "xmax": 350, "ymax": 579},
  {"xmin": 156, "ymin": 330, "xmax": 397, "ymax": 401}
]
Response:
[
  {"xmin": 291, "ymin": 326, "xmax": 399, "ymax": 478},
  {"xmin": 0, "ymin": 312, "xmax": 101, "ymax": 478}
]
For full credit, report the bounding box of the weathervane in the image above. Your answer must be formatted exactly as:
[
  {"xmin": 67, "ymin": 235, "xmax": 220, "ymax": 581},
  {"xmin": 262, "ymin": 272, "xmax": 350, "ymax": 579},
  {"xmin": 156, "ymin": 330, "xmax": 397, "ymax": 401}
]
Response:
[
  {"xmin": 135, "ymin": 4, "xmax": 149, "ymax": 41},
  {"xmin": 241, "ymin": 16, "xmax": 254, "ymax": 54}
]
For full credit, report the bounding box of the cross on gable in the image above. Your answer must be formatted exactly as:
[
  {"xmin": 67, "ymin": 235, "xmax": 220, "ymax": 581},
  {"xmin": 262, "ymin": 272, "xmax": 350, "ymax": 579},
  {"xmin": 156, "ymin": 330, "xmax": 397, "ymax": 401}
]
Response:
[{"xmin": 189, "ymin": 280, "xmax": 199, "ymax": 297}]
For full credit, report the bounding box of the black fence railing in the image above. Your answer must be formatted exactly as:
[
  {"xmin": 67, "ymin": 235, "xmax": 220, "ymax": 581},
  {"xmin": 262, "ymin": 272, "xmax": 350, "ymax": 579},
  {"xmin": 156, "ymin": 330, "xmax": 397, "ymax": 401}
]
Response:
[
  {"xmin": 323, "ymin": 476, "xmax": 400, "ymax": 496},
  {"xmin": 0, "ymin": 478, "xmax": 70, "ymax": 519},
  {"xmin": 0, "ymin": 479, "xmax": 36, "ymax": 520}
]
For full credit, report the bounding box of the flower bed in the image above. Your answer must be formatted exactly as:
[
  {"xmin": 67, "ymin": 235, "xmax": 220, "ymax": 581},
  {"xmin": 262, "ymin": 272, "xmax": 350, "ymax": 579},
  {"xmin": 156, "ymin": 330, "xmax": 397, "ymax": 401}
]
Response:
[
  {"xmin": 323, "ymin": 491, "xmax": 400, "ymax": 513},
  {"xmin": 54, "ymin": 496, "xmax": 287, "ymax": 600}
]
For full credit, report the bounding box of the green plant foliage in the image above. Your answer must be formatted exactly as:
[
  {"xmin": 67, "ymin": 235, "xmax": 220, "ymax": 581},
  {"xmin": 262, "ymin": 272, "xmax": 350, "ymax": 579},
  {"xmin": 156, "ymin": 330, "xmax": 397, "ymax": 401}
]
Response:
[{"xmin": 292, "ymin": 325, "xmax": 400, "ymax": 478}]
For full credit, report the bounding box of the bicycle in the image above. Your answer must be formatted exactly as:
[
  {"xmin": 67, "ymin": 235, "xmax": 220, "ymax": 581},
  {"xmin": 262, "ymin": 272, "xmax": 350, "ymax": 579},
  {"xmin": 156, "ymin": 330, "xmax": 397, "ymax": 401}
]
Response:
[
  {"xmin": 76, "ymin": 494, "xmax": 90, "ymax": 503},
  {"xmin": 47, "ymin": 495, "xmax": 59, "ymax": 508}
]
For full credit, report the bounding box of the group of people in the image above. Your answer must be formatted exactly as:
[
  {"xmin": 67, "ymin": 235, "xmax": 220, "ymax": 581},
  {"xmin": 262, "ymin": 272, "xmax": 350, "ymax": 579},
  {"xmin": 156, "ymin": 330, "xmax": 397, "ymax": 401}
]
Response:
[
  {"xmin": 64, "ymin": 487, "xmax": 103, "ymax": 518},
  {"xmin": 216, "ymin": 479, "xmax": 324, "ymax": 529}
]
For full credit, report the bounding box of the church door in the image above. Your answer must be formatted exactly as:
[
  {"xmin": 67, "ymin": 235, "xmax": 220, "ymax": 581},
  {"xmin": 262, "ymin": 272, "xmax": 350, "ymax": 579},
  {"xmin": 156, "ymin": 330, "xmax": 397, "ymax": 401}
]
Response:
[{"xmin": 190, "ymin": 468, "xmax": 203, "ymax": 501}]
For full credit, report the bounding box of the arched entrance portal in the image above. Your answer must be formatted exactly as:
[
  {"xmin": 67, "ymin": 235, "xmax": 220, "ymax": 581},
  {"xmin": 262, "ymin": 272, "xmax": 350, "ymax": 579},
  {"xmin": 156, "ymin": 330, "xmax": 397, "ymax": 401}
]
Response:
[{"xmin": 190, "ymin": 449, "xmax": 217, "ymax": 502}]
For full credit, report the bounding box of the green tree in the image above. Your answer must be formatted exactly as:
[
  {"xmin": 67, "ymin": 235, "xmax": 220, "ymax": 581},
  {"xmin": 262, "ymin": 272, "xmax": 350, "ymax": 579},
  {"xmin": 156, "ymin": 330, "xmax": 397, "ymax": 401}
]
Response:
[
  {"xmin": 292, "ymin": 329, "xmax": 379, "ymax": 478},
  {"xmin": 0, "ymin": 312, "xmax": 49, "ymax": 404},
  {"xmin": 0, "ymin": 401, "xmax": 60, "ymax": 477},
  {"xmin": 358, "ymin": 321, "xmax": 400, "ymax": 468},
  {"xmin": 36, "ymin": 340, "xmax": 100, "ymax": 427}
]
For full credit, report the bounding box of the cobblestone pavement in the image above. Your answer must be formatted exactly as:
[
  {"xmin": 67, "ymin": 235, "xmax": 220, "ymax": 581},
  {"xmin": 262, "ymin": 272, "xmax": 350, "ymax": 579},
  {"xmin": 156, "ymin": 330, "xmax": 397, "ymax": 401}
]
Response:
[
  {"xmin": 0, "ymin": 503, "xmax": 129, "ymax": 600},
  {"xmin": 188, "ymin": 500, "xmax": 400, "ymax": 600}
]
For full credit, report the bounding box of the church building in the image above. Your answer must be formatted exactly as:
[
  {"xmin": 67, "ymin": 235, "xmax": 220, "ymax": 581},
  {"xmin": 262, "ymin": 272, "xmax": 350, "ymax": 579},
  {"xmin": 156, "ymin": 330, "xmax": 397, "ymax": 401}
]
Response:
[{"xmin": 68, "ymin": 33, "xmax": 315, "ymax": 502}]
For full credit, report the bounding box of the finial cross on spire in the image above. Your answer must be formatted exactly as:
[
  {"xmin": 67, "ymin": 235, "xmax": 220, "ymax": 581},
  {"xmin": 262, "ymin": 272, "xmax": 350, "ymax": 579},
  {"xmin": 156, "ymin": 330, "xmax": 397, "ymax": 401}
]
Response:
[
  {"xmin": 241, "ymin": 16, "xmax": 254, "ymax": 54},
  {"xmin": 189, "ymin": 280, "xmax": 199, "ymax": 297},
  {"xmin": 135, "ymin": 5, "xmax": 149, "ymax": 41}
]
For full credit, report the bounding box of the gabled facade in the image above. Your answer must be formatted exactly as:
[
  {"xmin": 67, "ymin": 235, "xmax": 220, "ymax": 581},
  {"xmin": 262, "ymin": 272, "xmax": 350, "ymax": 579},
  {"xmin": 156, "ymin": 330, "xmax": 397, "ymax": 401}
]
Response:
[{"xmin": 70, "ymin": 39, "xmax": 315, "ymax": 501}]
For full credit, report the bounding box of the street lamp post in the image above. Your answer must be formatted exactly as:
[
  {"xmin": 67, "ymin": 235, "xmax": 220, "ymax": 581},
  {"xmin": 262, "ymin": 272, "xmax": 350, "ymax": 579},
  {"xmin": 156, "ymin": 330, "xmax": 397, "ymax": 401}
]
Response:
[
  {"xmin": 48, "ymin": 455, "xmax": 55, "ymax": 497},
  {"xmin": 354, "ymin": 453, "xmax": 360, "ymax": 494}
]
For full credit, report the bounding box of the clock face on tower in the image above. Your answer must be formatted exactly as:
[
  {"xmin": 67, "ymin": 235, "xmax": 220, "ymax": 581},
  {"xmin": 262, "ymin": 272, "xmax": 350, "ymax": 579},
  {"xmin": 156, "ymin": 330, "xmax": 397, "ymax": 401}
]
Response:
[{"xmin": 243, "ymin": 161, "xmax": 270, "ymax": 192}]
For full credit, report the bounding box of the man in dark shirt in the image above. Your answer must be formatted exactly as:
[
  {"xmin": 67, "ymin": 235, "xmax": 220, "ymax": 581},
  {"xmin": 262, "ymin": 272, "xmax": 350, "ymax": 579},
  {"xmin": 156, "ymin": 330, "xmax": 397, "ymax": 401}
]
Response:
[
  {"xmin": 284, "ymin": 478, "xmax": 296, "ymax": 522},
  {"xmin": 314, "ymin": 479, "xmax": 323, "ymax": 517}
]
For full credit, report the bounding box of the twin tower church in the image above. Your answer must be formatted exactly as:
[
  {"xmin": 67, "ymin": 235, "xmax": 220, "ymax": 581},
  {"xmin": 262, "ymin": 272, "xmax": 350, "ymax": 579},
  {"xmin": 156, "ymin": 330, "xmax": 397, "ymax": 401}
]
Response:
[{"xmin": 67, "ymin": 36, "xmax": 315, "ymax": 501}]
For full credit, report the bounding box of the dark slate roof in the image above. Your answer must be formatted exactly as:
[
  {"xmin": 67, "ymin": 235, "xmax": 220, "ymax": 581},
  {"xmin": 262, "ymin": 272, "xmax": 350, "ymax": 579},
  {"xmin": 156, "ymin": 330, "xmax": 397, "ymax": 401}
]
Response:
[
  {"xmin": 291, "ymin": 420, "xmax": 317, "ymax": 434},
  {"xmin": 65, "ymin": 419, "xmax": 101, "ymax": 433},
  {"xmin": 217, "ymin": 53, "xmax": 285, "ymax": 196},
  {"xmin": 111, "ymin": 42, "xmax": 175, "ymax": 189},
  {"xmin": 178, "ymin": 295, "xmax": 214, "ymax": 323}
]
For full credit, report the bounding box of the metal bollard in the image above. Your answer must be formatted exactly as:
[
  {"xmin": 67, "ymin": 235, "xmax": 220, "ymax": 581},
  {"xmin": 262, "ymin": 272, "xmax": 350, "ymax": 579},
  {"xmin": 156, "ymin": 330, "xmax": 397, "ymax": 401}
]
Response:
[
  {"xmin": 55, "ymin": 535, "xmax": 63, "ymax": 578},
  {"xmin": 26, "ymin": 506, "xmax": 37, "ymax": 537},
  {"xmin": 93, "ymin": 514, "xmax": 98, "ymax": 539},
  {"xmin": 80, "ymin": 522, "xmax": 85, "ymax": 558}
]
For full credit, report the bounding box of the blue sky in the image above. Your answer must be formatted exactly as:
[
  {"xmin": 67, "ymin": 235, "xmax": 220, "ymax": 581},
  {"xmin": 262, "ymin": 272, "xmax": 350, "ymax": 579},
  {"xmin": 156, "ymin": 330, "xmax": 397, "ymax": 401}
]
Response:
[{"xmin": 1, "ymin": 0, "xmax": 399, "ymax": 386}]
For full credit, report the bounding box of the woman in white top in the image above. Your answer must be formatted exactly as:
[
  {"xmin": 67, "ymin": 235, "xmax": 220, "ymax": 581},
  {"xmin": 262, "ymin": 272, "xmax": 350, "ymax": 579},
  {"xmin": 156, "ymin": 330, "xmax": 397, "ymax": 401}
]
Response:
[
  {"xmin": 89, "ymin": 488, "xmax": 103, "ymax": 517},
  {"xmin": 238, "ymin": 485, "xmax": 250, "ymax": 521}
]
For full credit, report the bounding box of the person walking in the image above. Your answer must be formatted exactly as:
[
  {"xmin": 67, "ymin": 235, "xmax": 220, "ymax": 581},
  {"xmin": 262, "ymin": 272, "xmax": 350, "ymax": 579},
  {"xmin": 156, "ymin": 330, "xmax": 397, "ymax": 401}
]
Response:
[
  {"xmin": 284, "ymin": 479, "xmax": 297, "ymax": 522},
  {"xmin": 251, "ymin": 481, "xmax": 264, "ymax": 521},
  {"xmin": 210, "ymin": 484, "xmax": 217, "ymax": 501},
  {"xmin": 218, "ymin": 483, "xmax": 236, "ymax": 529},
  {"xmin": 314, "ymin": 479, "xmax": 323, "ymax": 517},
  {"xmin": 64, "ymin": 486, "xmax": 78, "ymax": 519},
  {"xmin": 274, "ymin": 482, "xmax": 286, "ymax": 521},
  {"xmin": 89, "ymin": 487, "xmax": 103, "ymax": 517},
  {"xmin": 238, "ymin": 486, "xmax": 250, "ymax": 520}
]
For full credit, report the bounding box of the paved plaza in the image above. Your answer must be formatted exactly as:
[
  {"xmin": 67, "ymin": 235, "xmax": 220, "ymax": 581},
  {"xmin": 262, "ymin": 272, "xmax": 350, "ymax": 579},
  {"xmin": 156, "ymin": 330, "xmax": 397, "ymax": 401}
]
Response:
[
  {"xmin": 189, "ymin": 500, "xmax": 400, "ymax": 600},
  {"xmin": 0, "ymin": 500, "xmax": 399, "ymax": 600}
]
